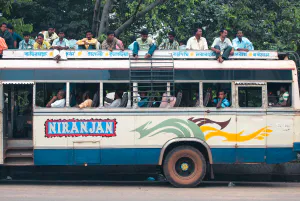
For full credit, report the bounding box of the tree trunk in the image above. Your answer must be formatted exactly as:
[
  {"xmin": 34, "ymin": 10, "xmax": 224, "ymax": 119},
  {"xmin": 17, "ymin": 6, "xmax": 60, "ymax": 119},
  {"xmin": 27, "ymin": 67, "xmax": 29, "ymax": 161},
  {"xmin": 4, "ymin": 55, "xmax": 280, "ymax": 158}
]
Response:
[
  {"xmin": 92, "ymin": 0, "xmax": 101, "ymax": 35},
  {"xmin": 114, "ymin": 0, "xmax": 168, "ymax": 36},
  {"xmin": 98, "ymin": 0, "xmax": 115, "ymax": 37}
]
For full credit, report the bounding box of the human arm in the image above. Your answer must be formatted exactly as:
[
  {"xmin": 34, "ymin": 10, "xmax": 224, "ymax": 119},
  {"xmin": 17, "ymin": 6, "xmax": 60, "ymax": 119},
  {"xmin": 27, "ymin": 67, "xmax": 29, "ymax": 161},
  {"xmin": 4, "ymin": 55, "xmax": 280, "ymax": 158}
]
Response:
[
  {"xmin": 116, "ymin": 39, "xmax": 124, "ymax": 51},
  {"xmin": 211, "ymin": 39, "xmax": 220, "ymax": 53},
  {"xmin": 186, "ymin": 38, "xmax": 191, "ymax": 50},
  {"xmin": 46, "ymin": 96, "xmax": 57, "ymax": 107},
  {"xmin": 76, "ymin": 39, "xmax": 85, "ymax": 45},
  {"xmin": 158, "ymin": 40, "xmax": 166, "ymax": 50}
]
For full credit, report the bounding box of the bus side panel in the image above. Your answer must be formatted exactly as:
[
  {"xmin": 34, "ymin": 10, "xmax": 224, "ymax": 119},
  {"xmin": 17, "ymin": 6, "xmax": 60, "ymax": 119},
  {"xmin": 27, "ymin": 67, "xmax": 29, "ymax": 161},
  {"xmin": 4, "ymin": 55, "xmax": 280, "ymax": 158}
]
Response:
[
  {"xmin": 0, "ymin": 112, "xmax": 3, "ymax": 165},
  {"xmin": 294, "ymin": 114, "xmax": 300, "ymax": 153}
]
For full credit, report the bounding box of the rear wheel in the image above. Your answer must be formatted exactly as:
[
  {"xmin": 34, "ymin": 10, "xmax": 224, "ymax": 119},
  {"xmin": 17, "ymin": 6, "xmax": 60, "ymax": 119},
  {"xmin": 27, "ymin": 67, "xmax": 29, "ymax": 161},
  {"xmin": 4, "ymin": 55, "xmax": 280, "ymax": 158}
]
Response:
[{"xmin": 163, "ymin": 146, "xmax": 206, "ymax": 188}]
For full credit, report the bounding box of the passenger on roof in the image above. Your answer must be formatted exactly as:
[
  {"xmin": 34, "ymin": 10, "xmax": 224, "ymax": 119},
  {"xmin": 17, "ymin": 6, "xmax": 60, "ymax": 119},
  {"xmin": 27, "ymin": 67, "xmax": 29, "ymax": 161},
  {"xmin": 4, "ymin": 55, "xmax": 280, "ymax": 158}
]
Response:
[
  {"xmin": 128, "ymin": 36, "xmax": 136, "ymax": 50},
  {"xmin": 46, "ymin": 90, "xmax": 66, "ymax": 108},
  {"xmin": 52, "ymin": 31, "xmax": 69, "ymax": 63},
  {"xmin": 211, "ymin": 29, "xmax": 234, "ymax": 63},
  {"xmin": 67, "ymin": 33, "xmax": 78, "ymax": 50},
  {"xmin": 159, "ymin": 31, "xmax": 179, "ymax": 50},
  {"xmin": 0, "ymin": 23, "xmax": 14, "ymax": 49},
  {"xmin": 232, "ymin": 30, "xmax": 254, "ymax": 52},
  {"xmin": 42, "ymin": 27, "xmax": 58, "ymax": 45},
  {"xmin": 33, "ymin": 34, "xmax": 51, "ymax": 50},
  {"xmin": 0, "ymin": 36, "xmax": 8, "ymax": 58},
  {"xmin": 179, "ymin": 40, "xmax": 187, "ymax": 50},
  {"xmin": 116, "ymin": 39, "xmax": 124, "ymax": 50},
  {"xmin": 76, "ymin": 31, "xmax": 98, "ymax": 50},
  {"xmin": 19, "ymin": 32, "xmax": 35, "ymax": 50},
  {"xmin": 78, "ymin": 91, "xmax": 93, "ymax": 109},
  {"xmin": 275, "ymin": 86, "xmax": 289, "ymax": 107},
  {"xmin": 102, "ymin": 30, "xmax": 124, "ymax": 51},
  {"xmin": 186, "ymin": 28, "xmax": 208, "ymax": 50},
  {"xmin": 107, "ymin": 91, "xmax": 123, "ymax": 108},
  {"xmin": 133, "ymin": 29, "xmax": 156, "ymax": 59},
  {"xmin": 212, "ymin": 90, "xmax": 230, "ymax": 108},
  {"xmin": 7, "ymin": 24, "xmax": 23, "ymax": 49}
]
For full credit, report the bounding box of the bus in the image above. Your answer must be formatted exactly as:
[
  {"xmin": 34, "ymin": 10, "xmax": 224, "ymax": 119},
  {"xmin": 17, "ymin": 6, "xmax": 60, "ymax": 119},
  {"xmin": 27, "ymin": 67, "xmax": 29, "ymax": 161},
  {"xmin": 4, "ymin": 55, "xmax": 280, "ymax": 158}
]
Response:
[{"xmin": 0, "ymin": 49, "xmax": 299, "ymax": 187}]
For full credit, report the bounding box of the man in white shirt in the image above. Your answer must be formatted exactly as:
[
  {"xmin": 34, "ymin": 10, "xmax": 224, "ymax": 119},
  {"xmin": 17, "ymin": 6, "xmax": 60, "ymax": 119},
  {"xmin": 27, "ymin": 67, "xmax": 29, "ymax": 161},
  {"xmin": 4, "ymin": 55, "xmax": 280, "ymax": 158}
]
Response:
[
  {"xmin": 46, "ymin": 90, "xmax": 66, "ymax": 108},
  {"xmin": 108, "ymin": 91, "xmax": 122, "ymax": 108},
  {"xmin": 186, "ymin": 28, "xmax": 208, "ymax": 50},
  {"xmin": 211, "ymin": 29, "xmax": 234, "ymax": 63}
]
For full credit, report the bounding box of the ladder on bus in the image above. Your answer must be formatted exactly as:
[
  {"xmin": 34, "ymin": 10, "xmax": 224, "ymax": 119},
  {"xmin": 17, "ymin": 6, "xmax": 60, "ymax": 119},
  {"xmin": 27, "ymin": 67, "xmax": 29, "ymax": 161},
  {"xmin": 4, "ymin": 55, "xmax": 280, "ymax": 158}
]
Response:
[{"xmin": 129, "ymin": 54, "xmax": 175, "ymax": 107}]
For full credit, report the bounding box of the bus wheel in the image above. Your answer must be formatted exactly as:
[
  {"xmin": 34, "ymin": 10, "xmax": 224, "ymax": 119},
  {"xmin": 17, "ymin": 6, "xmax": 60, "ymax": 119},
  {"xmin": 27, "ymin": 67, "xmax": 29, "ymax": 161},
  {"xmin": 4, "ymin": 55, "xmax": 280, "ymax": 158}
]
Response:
[{"xmin": 163, "ymin": 146, "xmax": 206, "ymax": 188}]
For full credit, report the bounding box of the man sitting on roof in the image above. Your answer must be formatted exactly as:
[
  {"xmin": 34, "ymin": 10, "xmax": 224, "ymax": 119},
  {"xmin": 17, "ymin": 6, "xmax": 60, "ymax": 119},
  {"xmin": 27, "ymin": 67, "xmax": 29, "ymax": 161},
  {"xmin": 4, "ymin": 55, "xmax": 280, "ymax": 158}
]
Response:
[
  {"xmin": 7, "ymin": 24, "xmax": 23, "ymax": 49},
  {"xmin": 46, "ymin": 90, "xmax": 66, "ymax": 108},
  {"xmin": 102, "ymin": 31, "xmax": 124, "ymax": 51},
  {"xmin": 42, "ymin": 27, "xmax": 58, "ymax": 45},
  {"xmin": 211, "ymin": 29, "xmax": 234, "ymax": 63},
  {"xmin": 186, "ymin": 28, "xmax": 208, "ymax": 50},
  {"xmin": 0, "ymin": 36, "xmax": 8, "ymax": 59},
  {"xmin": 0, "ymin": 23, "xmax": 14, "ymax": 49},
  {"xmin": 133, "ymin": 29, "xmax": 156, "ymax": 59},
  {"xmin": 232, "ymin": 30, "xmax": 254, "ymax": 52},
  {"xmin": 52, "ymin": 31, "xmax": 69, "ymax": 63},
  {"xmin": 76, "ymin": 31, "xmax": 98, "ymax": 50},
  {"xmin": 159, "ymin": 31, "xmax": 179, "ymax": 50},
  {"xmin": 19, "ymin": 32, "xmax": 35, "ymax": 50},
  {"xmin": 33, "ymin": 34, "xmax": 51, "ymax": 50}
]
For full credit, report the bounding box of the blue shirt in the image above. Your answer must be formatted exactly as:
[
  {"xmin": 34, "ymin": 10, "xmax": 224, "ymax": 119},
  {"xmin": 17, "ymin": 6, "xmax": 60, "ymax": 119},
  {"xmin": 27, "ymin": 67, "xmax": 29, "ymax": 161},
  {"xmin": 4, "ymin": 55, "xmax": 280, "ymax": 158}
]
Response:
[
  {"xmin": 213, "ymin": 98, "xmax": 230, "ymax": 108},
  {"xmin": 232, "ymin": 37, "xmax": 254, "ymax": 51},
  {"xmin": 52, "ymin": 38, "xmax": 70, "ymax": 47},
  {"xmin": 19, "ymin": 39, "xmax": 35, "ymax": 50}
]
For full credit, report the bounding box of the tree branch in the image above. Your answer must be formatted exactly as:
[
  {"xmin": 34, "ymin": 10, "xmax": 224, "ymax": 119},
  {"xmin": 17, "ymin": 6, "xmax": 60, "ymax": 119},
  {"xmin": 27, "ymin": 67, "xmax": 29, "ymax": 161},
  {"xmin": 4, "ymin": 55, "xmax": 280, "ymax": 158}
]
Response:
[{"xmin": 98, "ymin": 0, "xmax": 115, "ymax": 37}]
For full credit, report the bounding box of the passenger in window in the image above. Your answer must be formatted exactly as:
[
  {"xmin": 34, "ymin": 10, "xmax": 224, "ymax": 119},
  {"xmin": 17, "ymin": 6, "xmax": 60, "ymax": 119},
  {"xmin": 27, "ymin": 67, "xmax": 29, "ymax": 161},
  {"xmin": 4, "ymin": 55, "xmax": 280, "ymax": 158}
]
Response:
[
  {"xmin": 211, "ymin": 29, "xmax": 234, "ymax": 63},
  {"xmin": 186, "ymin": 28, "xmax": 208, "ymax": 50},
  {"xmin": 212, "ymin": 90, "xmax": 230, "ymax": 108},
  {"xmin": 52, "ymin": 31, "xmax": 69, "ymax": 63},
  {"xmin": 275, "ymin": 86, "xmax": 289, "ymax": 107},
  {"xmin": 76, "ymin": 31, "xmax": 98, "ymax": 50},
  {"xmin": 107, "ymin": 91, "xmax": 122, "ymax": 108},
  {"xmin": 133, "ymin": 29, "xmax": 156, "ymax": 59},
  {"xmin": 46, "ymin": 90, "xmax": 66, "ymax": 108},
  {"xmin": 159, "ymin": 31, "xmax": 179, "ymax": 50},
  {"xmin": 138, "ymin": 92, "xmax": 149, "ymax": 107},
  {"xmin": 33, "ymin": 34, "xmax": 51, "ymax": 50},
  {"xmin": 232, "ymin": 30, "xmax": 254, "ymax": 52},
  {"xmin": 78, "ymin": 91, "xmax": 93, "ymax": 109},
  {"xmin": 102, "ymin": 31, "xmax": 124, "ymax": 51}
]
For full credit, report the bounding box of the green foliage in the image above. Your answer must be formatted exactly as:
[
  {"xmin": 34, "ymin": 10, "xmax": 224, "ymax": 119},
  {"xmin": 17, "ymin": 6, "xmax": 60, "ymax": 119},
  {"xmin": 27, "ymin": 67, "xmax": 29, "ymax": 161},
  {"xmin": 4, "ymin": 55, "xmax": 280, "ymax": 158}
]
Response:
[{"xmin": 0, "ymin": 17, "xmax": 33, "ymax": 37}]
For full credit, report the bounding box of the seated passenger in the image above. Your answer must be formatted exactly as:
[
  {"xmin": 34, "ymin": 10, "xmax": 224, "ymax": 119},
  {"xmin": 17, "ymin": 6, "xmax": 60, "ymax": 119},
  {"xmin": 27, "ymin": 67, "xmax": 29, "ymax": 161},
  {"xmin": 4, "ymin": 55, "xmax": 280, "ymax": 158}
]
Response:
[
  {"xmin": 160, "ymin": 93, "xmax": 176, "ymax": 108},
  {"xmin": 133, "ymin": 29, "xmax": 156, "ymax": 59},
  {"xmin": 116, "ymin": 39, "xmax": 124, "ymax": 50},
  {"xmin": 211, "ymin": 29, "xmax": 234, "ymax": 63},
  {"xmin": 138, "ymin": 92, "xmax": 149, "ymax": 107},
  {"xmin": 159, "ymin": 31, "xmax": 179, "ymax": 50},
  {"xmin": 107, "ymin": 91, "xmax": 122, "ymax": 108},
  {"xmin": 19, "ymin": 32, "xmax": 35, "ymax": 50},
  {"xmin": 46, "ymin": 90, "xmax": 66, "ymax": 108},
  {"xmin": 179, "ymin": 40, "xmax": 187, "ymax": 50},
  {"xmin": 102, "ymin": 31, "xmax": 124, "ymax": 51},
  {"xmin": 212, "ymin": 90, "xmax": 230, "ymax": 108},
  {"xmin": 43, "ymin": 27, "xmax": 58, "ymax": 45},
  {"xmin": 76, "ymin": 31, "xmax": 98, "ymax": 50},
  {"xmin": 78, "ymin": 91, "xmax": 93, "ymax": 109},
  {"xmin": 186, "ymin": 28, "xmax": 208, "ymax": 50},
  {"xmin": 275, "ymin": 86, "xmax": 289, "ymax": 107},
  {"xmin": 7, "ymin": 24, "xmax": 23, "ymax": 49},
  {"xmin": 232, "ymin": 30, "xmax": 254, "ymax": 52},
  {"xmin": 52, "ymin": 31, "xmax": 69, "ymax": 62},
  {"xmin": 33, "ymin": 34, "xmax": 51, "ymax": 50},
  {"xmin": 0, "ymin": 36, "xmax": 8, "ymax": 58}
]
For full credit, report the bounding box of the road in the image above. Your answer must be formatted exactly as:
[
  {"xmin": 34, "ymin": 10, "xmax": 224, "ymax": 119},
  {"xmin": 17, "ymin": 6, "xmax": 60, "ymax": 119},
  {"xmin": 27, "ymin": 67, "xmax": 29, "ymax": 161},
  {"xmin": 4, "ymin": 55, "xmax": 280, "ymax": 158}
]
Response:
[{"xmin": 0, "ymin": 181, "xmax": 300, "ymax": 201}]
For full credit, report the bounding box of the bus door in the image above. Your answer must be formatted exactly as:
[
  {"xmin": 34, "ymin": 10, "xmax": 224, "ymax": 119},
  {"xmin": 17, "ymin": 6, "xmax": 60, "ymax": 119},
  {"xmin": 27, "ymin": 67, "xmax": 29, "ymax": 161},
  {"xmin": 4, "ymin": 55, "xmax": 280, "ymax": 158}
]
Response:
[{"xmin": 236, "ymin": 83, "xmax": 267, "ymax": 163}]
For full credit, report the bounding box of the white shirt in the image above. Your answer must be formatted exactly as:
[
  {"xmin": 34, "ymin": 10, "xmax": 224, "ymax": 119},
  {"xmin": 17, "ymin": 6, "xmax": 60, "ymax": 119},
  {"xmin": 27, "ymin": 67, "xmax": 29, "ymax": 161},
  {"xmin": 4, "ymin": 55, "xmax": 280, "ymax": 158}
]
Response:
[
  {"xmin": 108, "ymin": 99, "xmax": 121, "ymax": 108},
  {"xmin": 186, "ymin": 36, "xmax": 208, "ymax": 50},
  {"xmin": 211, "ymin": 37, "xmax": 233, "ymax": 51},
  {"xmin": 51, "ymin": 99, "xmax": 66, "ymax": 108}
]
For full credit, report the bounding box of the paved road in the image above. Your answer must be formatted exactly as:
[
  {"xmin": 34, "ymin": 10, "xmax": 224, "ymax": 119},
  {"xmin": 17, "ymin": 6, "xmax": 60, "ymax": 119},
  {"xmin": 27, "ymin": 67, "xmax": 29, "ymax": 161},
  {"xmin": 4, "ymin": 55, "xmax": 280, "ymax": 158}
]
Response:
[{"xmin": 1, "ymin": 181, "xmax": 300, "ymax": 201}]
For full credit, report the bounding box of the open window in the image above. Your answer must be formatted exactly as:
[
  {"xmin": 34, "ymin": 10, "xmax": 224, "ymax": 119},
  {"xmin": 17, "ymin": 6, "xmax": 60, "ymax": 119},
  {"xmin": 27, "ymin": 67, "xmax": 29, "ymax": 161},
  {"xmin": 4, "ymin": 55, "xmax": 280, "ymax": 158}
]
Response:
[
  {"xmin": 36, "ymin": 83, "xmax": 66, "ymax": 108},
  {"xmin": 267, "ymin": 83, "xmax": 292, "ymax": 107},
  {"xmin": 103, "ymin": 83, "xmax": 130, "ymax": 108},
  {"xmin": 175, "ymin": 83, "xmax": 199, "ymax": 107},
  {"xmin": 238, "ymin": 86, "xmax": 262, "ymax": 108},
  {"xmin": 203, "ymin": 83, "xmax": 232, "ymax": 108},
  {"xmin": 69, "ymin": 83, "xmax": 99, "ymax": 108}
]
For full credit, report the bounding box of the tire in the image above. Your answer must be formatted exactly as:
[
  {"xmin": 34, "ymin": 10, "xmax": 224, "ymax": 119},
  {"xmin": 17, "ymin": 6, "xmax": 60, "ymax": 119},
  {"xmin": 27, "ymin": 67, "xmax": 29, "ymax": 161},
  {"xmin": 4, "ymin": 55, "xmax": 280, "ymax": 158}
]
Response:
[{"xmin": 163, "ymin": 145, "xmax": 206, "ymax": 188}]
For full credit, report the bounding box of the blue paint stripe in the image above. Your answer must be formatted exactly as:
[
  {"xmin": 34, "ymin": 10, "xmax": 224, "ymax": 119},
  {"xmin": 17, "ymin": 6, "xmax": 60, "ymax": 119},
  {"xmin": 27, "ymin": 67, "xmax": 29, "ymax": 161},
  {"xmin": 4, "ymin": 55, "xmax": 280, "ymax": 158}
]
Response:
[{"xmin": 294, "ymin": 142, "xmax": 300, "ymax": 152}]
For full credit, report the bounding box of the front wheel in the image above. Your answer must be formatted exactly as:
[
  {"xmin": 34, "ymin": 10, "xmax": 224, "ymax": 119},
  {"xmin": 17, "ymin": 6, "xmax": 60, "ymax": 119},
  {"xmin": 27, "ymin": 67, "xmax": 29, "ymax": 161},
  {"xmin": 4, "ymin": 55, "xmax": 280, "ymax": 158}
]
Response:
[{"xmin": 163, "ymin": 146, "xmax": 206, "ymax": 188}]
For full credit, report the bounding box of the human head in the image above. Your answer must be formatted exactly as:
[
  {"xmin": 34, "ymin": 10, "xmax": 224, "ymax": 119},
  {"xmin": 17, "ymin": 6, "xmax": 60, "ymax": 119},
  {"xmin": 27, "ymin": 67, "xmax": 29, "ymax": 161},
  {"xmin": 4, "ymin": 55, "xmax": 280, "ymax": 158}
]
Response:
[
  {"xmin": 48, "ymin": 27, "xmax": 55, "ymax": 34},
  {"xmin": 82, "ymin": 91, "xmax": 91, "ymax": 101},
  {"xmin": 58, "ymin": 31, "xmax": 65, "ymax": 39},
  {"xmin": 37, "ymin": 34, "xmax": 44, "ymax": 43},
  {"xmin": 280, "ymin": 86, "xmax": 287, "ymax": 93},
  {"xmin": 140, "ymin": 29, "xmax": 149, "ymax": 41},
  {"xmin": 220, "ymin": 29, "xmax": 228, "ymax": 38},
  {"xmin": 195, "ymin": 28, "xmax": 203, "ymax": 38},
  {"xmin": 23, "ymin": 31, "xmax": 31, "ymax": 41},
  {"xmin": 57, "ymin": 90, "xmax": 66, "ymax": 100},
  {"xmin": 7, "ymin": 24, "xmax": 13, "ymax": 33},
  {"xmin": 140, "ymin": 91, "xmax": 147, "ymax": 98},
  {"xmin": 1, "ymin": 23, "xmax": 7, "ymax": 32},
  {"xmin": 107, "ymin": 30, "xmax": 115, "ymax": 41},
  {"xmin": 218, "ymin": 90, "xmax": 226, "ymax": 99},
  {"xmin": 168, "ymin": 31, "xmax": 176, "ymax": 42},
  {"xmin": 115, "ymin": 90, "xmax": 123, "ymax": 99},
  {"xmin": 179, "ymin": 40, "xmax": 186, "ymax": 46},
  {"xmin": 237, "ymin": 30, "xmax": 243, "ymax": 39},
  {"xmin": 86, "ymin": 31, "xmax": 93, "ymax": 40}
]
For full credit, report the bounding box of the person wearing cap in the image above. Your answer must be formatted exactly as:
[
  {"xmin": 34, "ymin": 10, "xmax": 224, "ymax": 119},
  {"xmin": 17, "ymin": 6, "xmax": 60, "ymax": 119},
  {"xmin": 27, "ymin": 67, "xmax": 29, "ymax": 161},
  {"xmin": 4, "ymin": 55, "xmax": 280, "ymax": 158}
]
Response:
[
  {"xmin": 133, "ymin": 29, "xmax": 156, "ymax": 59},
  {"xmin": 52, "ymin": 31, "xmax": 69, "ymax": 63},
  {"xmin": 7, "ymin": 24, "xmax": 23, "ymax": 49},
  {"xmin": 211, "ymin": 29, "xmax": 234, "ymax": 63},
  {"xmin": 42, "ymin": 27, "xmax": 58, "ymax": 45},
  {"xmin": 0, "ymin": 23, "xmax": 14, "ymax": 49},
  {"xmin": 0, "ymin": 36, "xmax": 8, "ymax": 58},
  {"xmin": 158, "ymin": 31, "xmax": 179, "ymax": 50},
  {"xmin": 102, "ymin": 30, "xmax": 124, "ymax": 51},
  {"xmin": 19, "ymin": 32, "xmax": 35, "ymax": 50},
  {"xmin": 186, "ymin": 28, "xmax": 208, "ymax": 50}
]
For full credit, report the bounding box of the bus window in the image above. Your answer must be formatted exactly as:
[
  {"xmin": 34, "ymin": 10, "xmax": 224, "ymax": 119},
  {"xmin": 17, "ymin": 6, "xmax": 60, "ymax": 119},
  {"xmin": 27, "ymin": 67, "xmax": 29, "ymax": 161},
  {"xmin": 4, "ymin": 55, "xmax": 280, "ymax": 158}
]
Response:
[
  {"xmin": 103, "ymin": 83, "xmax": 130, "ymax": 108},
  {"xmin": 203, "ymin": 83, "xmax": 232, "ymax": 108},
  {"xmin": 175, "ymin": 83, "xmax": 199, "ymax": 107},
  {"xmin": 238, "ymin": 87, "xmax": 262, "ymax": 108},
  {"xmin": 69, "ymin": 83, "xmax": 99, "ymax": 108},
  {"xmin": 267, "ymin": 83, "xmax": 291, "ymax": 107},
  {"xmin": 36, "ymin": 83, "xmax": 66, "ymax": 108}
]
